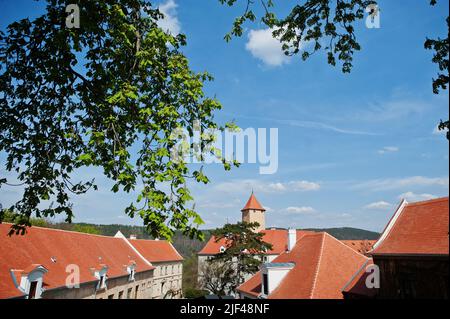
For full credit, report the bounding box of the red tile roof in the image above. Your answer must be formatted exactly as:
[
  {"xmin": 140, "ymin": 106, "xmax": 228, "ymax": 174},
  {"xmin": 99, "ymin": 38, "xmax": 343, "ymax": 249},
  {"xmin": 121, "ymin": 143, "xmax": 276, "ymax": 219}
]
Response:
[
  {"xmin": 341, "ymin": 240, "xmax": 377, "ymax": 255},
  {"xmin": 0, "ymin": 224, "xmax": 154, "ymax": 299},
  {"xmin": 198, "ymin": 229, "xmax": 314, "ymax": 255},
  {"xmin": 237, "ymin": 232, "xmax": 369, "ymax": 299},
  {"xmin": 241, "ymin": 193, "xmax": 265, "ymax": 211},
  {"xmin": 128, "ymin": 239, "xmax": 183, "ymax": 263},
  {"xmin": 370, "ymin": 197, "xmax": 449, "ymax": 256}
]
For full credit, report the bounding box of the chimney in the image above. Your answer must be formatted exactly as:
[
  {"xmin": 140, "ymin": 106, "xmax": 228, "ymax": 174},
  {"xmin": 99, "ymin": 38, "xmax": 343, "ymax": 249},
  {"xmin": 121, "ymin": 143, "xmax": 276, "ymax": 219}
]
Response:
[
  {"xmin": 129, "ymin": 234, "xmax": 137, "ymax": 240},
  {"xmin": 287, "ymin": 229, "xmax": 296, "ymax": 251}
]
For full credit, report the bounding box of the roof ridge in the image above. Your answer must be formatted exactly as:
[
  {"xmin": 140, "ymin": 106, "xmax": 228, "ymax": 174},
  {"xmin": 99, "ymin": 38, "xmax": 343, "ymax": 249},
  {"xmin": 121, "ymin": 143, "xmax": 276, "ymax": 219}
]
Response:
[
  {"xmin": 309, "ymin": 232, "xmax": 326, "ymax": 299},
  {"xmin": 325, "ymin": 232, "xmax": 370, "ymax": 259},
  {"xmin": 404, "ymin": 196, "xmax": 449, "ymax": 206},
  {"xmin": 341, "ymin": 259, "xmax": 371, "ymax": 293},
  {"xmin": 0, "ymin": 222, "xmax": 117, "ymax": 239},
  {"xmin": 370, "ymin": 199, "xmax": 408, "ymax": 254},
  {"xmin": 168, "ymin": 241, "xmax": 184, "ymax": 260},
  {"xmin": 131, "ymin": 238, "xmax": 170, "ymax": 242},
  {"xmin": 119, "ymin": 237, "xmax": 154, "ymax": 267}
]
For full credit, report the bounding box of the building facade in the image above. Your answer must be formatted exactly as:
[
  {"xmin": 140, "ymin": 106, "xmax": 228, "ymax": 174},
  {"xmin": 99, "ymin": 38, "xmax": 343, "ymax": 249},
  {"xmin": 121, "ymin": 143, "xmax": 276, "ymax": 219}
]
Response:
[
  {"xmin": 197, "ymin": 192, "xmax": 375, "ymax": 296},
  {"xmin": 343, "ymin": 197, "xmax": 449, "ymax": 299},
  {"xmin": 237, "ymin": 232, "xmax": 370, "ymax": 299},
  {"xmin": 115, "ymin": 232, "xmax": 184, "ymax": 299},
  {"xmin": 197, "ymin": 192, "xmax": 316, "ymax": 289},
  {"xmin": 0, "ymin": 224, "xmax": 183, "ymax": 299}
]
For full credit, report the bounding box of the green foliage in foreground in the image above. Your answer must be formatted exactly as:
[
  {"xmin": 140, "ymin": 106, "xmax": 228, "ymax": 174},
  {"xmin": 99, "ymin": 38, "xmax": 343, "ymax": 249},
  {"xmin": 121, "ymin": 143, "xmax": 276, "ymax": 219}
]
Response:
[
  {"xmin": 0, "ymin": 0, "xmax": 238, "ymax": 240},
  {"xmin": 207, "ymin": 222, "xmax": 273, "ymax": 294}
]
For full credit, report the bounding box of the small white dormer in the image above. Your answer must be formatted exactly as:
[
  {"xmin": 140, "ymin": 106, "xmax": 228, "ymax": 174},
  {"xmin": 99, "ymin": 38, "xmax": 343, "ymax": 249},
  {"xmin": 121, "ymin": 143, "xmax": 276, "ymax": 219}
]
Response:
[
  {"xmin": 92, "ymin": 264, "xmax": 108, "ymax": 290},
  {"xmin": 219, "ymin": 246, "xmax": 226, "ymax": 253},
  {"xmin": 260, "ymin": 263, "xmax": 295, "ymax": 298},
  {"xmin": 15, "ymin": 264, "xmax": 48, "ymax": 299},
  {"xmin": 127, "ymin": 261, "xmax": 137, "ymax": 282}
]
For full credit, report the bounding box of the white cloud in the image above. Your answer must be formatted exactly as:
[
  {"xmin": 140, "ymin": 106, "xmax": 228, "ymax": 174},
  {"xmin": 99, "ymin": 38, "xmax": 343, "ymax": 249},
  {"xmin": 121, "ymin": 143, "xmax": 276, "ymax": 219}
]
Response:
[
  {"xmin": 378, "ymin": 146, "xmax": 399, "ymax": 154},
  {"xmin": 285, "ymin": 206, "xmax": 316, "ymax": 214},
  {"xmin": 352, "ymin": 176, "xmax": 449, "ymax": 192},
  {"xmin": 287, "ymin": 180, "xmax": 321, "ymax": 191},
  {"xmin": 214, "ymin": 179, "xmax": 320, "ymax": 194},
  {"xmin": 158, "ymin": 0, "xmax": 181, "ymax": 35},
  {"xmin": 398, "ymin": 192, "xmax": 437, "ymax": 202},
  {"xmin": 364, "ymin": 201, "xmax": 392, "ymax": 210},
  {"xmin": 245, "ymin": 28, "xmax": 290, "ymax": 67},
  {"xmin": 266, "ymin": 182, "xmax": 287, "ymax": 192}
]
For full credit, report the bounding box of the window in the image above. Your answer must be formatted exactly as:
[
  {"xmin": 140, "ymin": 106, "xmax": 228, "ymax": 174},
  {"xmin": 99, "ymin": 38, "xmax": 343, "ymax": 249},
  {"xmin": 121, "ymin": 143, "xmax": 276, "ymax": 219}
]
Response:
[
  {"xmin": 28, "ymin": 281, "xmax": 38, "ymax": 299},
  {"xmin": 134, "ymin": 285, "xmax": 139, "ymax": 299},
  {"xmin": 262, "ymin": 274, "xmax": 269, "ymax": 295},
  {"xmin": 118, "ymin": 291, "xmax": 124, "ymax": 299},
  {"xmin": 127, "ymin": 288, "xmax": 132, "ymax": 299},
  {"xmin": 108, "ymin": 294, "xmax": 114, "ymax": 299}
]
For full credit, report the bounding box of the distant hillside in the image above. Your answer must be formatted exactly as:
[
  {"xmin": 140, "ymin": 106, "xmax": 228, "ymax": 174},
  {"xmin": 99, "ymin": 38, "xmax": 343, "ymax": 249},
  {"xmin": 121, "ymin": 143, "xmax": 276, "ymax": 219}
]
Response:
[{"xmin": 302, "ymin": 227, "xmax": 380, "ymax": 240}]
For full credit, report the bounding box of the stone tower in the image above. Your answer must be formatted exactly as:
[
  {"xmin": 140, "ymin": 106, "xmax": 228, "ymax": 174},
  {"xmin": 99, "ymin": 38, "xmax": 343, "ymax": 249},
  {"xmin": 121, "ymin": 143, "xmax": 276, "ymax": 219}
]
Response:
[{"xmin": 241, "ymin": 192, "xmax": 266, "ymax": 232}]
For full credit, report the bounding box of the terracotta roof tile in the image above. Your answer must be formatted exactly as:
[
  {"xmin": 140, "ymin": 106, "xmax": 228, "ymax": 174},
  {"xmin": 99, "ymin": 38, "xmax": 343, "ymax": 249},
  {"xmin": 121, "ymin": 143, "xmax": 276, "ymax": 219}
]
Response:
[
  {"xmin": 341, "ymin": 240, "xmax": 377, "ymax": 255},
  {"xmin": 128, "ymin": 239, "xmax": 183, "ymax": 263},
  {"xmin": 0, "ymin": 224, "xmax": 154, "ymax": 299},
  {"xmin": 370, "ymin": 197, "xmax": 449, "ymax": 256},
  {"xmin": 198, "ymin": 229, "xmax": 314, "ymax": 255},
  {"xmin": 237, "ymin": 233, "xmax": 369, "ymax": 299},
  {"xmin": 241, "ymin": 193, "xmax": 265, "ymax": 211}
]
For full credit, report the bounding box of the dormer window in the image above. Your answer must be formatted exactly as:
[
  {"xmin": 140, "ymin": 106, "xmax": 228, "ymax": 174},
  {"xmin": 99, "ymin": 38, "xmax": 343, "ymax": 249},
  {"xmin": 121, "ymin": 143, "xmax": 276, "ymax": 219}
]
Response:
[
  {"xmin": 219, "ymin": 246, "xmax": 226, "ymax": 253},
  {"xmin": 260, "ymin": 263, "xmax": 295, "ymax": 298},
  {"xmin": 14, "ymin": 264, "xmax": 48, "ymax": 299},
  {"xmin": 127, "ymin": 262, "xmax": 137, "ymax": 282},
  {"xmin": 93, "ymin": 264, "xmax": 108, "ymax": 290}
]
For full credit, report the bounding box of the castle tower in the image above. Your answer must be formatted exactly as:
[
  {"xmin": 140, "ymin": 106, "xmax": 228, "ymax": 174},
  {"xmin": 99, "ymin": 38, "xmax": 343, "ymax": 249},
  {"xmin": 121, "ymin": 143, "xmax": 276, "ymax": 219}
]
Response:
[{"xmin": 241, "ymin": 192, "xmax": 266, "ymax": 232}]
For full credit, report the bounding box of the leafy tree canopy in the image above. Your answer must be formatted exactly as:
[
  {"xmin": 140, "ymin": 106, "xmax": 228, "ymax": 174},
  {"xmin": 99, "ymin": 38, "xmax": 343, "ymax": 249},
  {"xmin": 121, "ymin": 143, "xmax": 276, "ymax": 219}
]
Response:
[
  {"xmin": 208, "ymin": 222, "xmax": 273, "ymax": 292},
  {"xmin": 0, "ymin": 0, "xmax": 238, "ymax": 239}
]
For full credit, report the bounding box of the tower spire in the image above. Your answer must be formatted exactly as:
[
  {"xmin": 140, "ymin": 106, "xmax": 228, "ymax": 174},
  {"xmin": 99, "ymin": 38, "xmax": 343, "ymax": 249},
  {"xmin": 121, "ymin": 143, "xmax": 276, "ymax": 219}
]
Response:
[{"xmin": 241, "ymin": 192, "xmax": 266, "ymax": 232}]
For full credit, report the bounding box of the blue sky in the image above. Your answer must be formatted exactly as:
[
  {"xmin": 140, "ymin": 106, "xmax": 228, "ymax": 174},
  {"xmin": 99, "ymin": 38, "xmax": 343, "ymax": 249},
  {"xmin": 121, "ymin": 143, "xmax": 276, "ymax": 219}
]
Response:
[{"xmin": 0, "ymin": 0, "xmax": 449, "ymax": 232}]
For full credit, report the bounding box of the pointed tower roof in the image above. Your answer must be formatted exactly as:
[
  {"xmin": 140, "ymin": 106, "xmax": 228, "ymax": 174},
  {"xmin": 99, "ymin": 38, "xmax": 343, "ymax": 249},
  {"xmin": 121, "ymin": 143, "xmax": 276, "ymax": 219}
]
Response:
[{"xmin": 241, "ymin": 192, "xmax": 266, "ymax": 212}]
